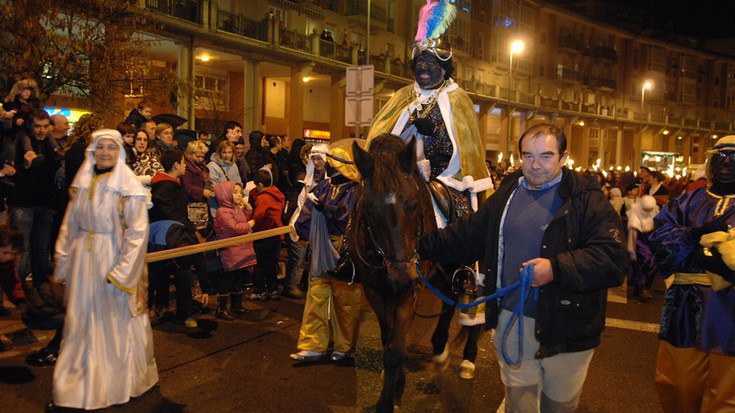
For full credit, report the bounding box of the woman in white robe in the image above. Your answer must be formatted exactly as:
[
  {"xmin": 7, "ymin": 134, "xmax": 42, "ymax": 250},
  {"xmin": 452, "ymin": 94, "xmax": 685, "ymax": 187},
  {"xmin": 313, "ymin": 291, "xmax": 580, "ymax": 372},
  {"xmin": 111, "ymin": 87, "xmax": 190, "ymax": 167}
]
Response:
[{"xmin": 51, "ymin": 129, "xmax": 158, "ymax": 409}]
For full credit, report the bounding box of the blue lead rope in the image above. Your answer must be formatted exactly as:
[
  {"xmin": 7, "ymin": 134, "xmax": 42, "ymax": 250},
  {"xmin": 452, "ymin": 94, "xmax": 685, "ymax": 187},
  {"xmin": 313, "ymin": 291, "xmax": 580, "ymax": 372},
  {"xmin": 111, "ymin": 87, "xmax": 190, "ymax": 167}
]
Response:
[{"xmin": 417, "ymin": 262, "xmax": 537, "ymax": 366}]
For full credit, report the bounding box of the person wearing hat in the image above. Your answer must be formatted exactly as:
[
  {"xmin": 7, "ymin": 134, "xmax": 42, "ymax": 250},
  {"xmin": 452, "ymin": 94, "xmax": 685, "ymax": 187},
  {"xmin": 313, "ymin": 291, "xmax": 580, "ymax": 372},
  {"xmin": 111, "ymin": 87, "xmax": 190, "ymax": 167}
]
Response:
[
  {"xmin": 365, "ymin": 0, "xmax": 492, "ymax": 379},
  {"xmin": 649, "ymin": 135, "xmax": 735, "ymax": 412},
  {"xmin": 289, "ymin": 141, "xmax": 363, "ymax": 363},
  {"xmin": 50, "ymin": 129, "xmax": 158, "ymax": 410},
  {"xmin": 366, "ymin": 0, "xmax": 492, "ymax": 228},
  {"xmin": 627, "ymin": 194, "xmax": 659, "ymax": 301}
]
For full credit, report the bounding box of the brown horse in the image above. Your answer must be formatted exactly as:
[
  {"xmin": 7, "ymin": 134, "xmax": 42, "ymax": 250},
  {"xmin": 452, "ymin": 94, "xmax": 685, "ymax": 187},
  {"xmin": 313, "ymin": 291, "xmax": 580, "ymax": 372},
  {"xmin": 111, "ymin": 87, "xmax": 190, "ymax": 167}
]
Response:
[{"xmin": 351, "ymin": 133, "xmax": 478, "ymax": 412}]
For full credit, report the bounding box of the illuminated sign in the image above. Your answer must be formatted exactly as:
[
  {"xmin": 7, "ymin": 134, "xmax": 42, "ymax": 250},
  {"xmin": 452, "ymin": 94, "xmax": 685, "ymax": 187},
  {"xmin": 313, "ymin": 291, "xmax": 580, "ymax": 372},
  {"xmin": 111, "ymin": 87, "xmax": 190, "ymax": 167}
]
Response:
[
  {"xmin": 303, "ymin": 128, "xmax": 330, "ymax": 140},
  {"xmin": 45, "ymin": 107, "xmax": 92, "ymax": 123}
]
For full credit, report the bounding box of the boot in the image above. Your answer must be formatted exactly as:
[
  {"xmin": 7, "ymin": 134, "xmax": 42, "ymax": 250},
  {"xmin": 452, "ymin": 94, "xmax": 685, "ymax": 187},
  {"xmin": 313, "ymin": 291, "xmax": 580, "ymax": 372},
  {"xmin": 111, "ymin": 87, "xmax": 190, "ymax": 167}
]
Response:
[
  {"xmin": 230, "ymin": 292, "xmax": 249, "ymax": 315},
  {"xmin": 323, "ymin": 253, "xmax": 357, "ymax": 284},
  {"xmin": 216, "ymin": 295, "xmax": 234, "ymax": 321}
]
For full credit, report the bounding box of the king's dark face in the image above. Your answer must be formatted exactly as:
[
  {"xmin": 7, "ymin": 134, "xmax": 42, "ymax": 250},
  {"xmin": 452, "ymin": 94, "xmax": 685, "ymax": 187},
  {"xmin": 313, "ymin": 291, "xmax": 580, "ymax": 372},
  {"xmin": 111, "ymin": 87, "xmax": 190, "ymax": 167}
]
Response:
[
  {"xmin": 710, "ymin": 150, "xmax": 735, "ymax": 186},
  {"xmin": 413, "ymin": 52, "xmax": 445, "ymax": 90}
]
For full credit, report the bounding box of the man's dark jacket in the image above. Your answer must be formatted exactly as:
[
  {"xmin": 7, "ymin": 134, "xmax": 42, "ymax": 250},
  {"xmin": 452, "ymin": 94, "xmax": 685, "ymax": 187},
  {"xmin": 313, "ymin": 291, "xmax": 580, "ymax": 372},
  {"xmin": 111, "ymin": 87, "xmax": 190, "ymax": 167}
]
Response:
[
  {"xmin": 420, "ymin": 168, "xmax": 627, "ymax": 358},
  {"xmin": 8, "ymin": 133, "xmax": 60, "ymax": 208}
]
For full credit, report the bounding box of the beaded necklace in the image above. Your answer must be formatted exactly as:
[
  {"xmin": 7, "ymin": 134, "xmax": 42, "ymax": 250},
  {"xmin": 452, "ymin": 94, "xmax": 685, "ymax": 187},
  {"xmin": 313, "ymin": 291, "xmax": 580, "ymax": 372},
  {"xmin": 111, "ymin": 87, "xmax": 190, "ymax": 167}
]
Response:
[{"xmin": 407, "ymin": 80, "xmax": 449, "ymax": 123}]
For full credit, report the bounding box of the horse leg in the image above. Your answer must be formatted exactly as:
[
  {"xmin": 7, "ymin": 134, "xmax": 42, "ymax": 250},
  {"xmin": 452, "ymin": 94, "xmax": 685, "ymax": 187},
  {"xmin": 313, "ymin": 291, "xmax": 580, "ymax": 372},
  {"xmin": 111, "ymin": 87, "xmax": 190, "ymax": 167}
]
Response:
[
  {"xmin": 374, "ymin": 292, "xmax": 414, "ymax": 413},
  {"xmin": 430, "ymin": 301, "xmax": 454, "ymax": 369},
  {"xmin": 459, "ymin": 324, "xmax": 482, "ymax": 379}
]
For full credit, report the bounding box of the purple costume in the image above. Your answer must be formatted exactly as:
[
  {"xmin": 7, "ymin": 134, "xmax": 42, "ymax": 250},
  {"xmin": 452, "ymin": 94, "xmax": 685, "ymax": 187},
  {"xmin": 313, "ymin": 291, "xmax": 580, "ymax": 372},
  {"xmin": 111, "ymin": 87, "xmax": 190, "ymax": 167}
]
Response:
[{"xmin": 649, "ymin": 186, "xmax": 735, "ymax": 353}]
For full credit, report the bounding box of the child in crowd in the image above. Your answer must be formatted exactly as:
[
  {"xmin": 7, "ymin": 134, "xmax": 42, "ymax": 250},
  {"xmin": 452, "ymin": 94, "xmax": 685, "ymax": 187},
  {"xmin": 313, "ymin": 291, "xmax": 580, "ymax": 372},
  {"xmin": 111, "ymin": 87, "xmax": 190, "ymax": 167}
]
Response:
[
  {"xmin": 1, "ymin": 78, "xmax": 42, "ymax": 165},
  {"xmin": 0, "ymin": 224, "xmax": 64, "ymax": 364},
  {"xmin": 213, "ymin": 181, "xmax": 256, "ymax": 320},
  {"xmin": 247, "ymin": 169, "xmax": 285, "ymax": 300}
]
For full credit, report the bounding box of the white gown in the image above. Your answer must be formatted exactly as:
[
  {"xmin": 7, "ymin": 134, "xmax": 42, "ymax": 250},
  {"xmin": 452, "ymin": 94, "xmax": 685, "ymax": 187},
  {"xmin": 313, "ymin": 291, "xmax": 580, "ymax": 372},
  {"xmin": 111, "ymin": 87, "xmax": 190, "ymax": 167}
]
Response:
[{"xmin": 52, "ymin": 172, "xmax": 158, "ymax": 409}]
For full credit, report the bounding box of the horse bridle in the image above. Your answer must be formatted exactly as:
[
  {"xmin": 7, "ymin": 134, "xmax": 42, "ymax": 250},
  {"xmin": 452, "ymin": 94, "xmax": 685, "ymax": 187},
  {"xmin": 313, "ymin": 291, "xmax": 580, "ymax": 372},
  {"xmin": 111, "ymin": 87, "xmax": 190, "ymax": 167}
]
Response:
[{"xmin": 354, "ymin": 178, "xmax": 426, "ymax": 271}]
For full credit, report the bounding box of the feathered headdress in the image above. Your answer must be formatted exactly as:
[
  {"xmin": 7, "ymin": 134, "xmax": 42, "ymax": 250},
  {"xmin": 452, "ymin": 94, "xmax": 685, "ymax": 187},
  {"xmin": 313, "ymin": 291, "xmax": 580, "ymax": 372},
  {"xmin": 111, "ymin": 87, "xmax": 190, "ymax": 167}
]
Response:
[{"xmin": 413, "ymin": 0, "xmax": 457, "ymax": 61}]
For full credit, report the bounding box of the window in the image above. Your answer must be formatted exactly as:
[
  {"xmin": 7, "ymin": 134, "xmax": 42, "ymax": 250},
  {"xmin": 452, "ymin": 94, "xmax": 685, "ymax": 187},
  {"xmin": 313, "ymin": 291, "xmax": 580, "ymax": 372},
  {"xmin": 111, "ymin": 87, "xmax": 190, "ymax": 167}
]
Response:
[{"xmin": 194, "ymin": 70, "xmax": 229, "ymax": 112}]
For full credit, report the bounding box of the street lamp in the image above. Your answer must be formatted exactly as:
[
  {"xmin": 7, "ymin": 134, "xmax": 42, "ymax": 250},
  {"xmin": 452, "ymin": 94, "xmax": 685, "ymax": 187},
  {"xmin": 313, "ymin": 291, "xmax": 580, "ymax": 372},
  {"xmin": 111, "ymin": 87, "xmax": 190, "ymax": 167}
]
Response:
[
  {"xmin": 507, "ymin": 39, "xmax": 525, "ymax": 157},
  {"xmin": 641, "ymin": 80, "xmax": 653, "ymax": 109}
]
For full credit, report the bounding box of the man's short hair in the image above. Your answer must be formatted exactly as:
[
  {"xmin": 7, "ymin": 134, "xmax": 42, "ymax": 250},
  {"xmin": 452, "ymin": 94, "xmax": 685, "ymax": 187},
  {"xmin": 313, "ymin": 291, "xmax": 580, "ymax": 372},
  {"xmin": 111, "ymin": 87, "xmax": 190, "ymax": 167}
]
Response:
[
  {"xmin": 224, "ymin": 121, "xmax": 242, "ymax": 134},
  {"xmin": 249, "ymin": 130, "xmax": 264, "ymax": 142},
  {"xmin": 0, "ymin": 224, "xmax": 24, "ymax": 251},
  {"xmin": 160, "ymin": 149, "xmax": 184, "ymax": 172},
  {"xmin": 518, "ymin": 123, "xmax": 567, "ymax": 155},
  {"xmin": 640, "ymin": 166, "xmax": 652, "ymax": 174},
  {"xmin": 28, "ymin": 109, "xmax": 50, "ymax": 124},
  {"xmin": 267, "ymin": 135, "xmax": 280, "ymax": 147},
  {"xmin": 253, "ymin": 169, "xmax": 272, "ymax": 187}
]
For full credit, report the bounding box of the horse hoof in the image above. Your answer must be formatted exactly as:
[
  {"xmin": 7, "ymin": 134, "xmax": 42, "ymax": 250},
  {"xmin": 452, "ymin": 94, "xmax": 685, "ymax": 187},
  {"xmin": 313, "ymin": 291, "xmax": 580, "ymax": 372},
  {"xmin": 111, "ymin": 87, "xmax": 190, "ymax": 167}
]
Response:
[
  {"xmin": 432, "ymin": 344, "xmax": 449, "ymax": 370},
  {"xmin": 458, "ymin": 359, "xmax": 475, "ymax": 379}
]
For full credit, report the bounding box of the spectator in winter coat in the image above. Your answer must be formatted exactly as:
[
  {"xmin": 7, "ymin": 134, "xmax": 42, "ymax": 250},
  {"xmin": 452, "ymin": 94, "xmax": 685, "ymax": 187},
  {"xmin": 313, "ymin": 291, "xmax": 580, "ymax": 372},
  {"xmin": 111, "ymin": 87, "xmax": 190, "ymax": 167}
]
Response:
[
  {"xmin": 245, "ymin": 130, "xmax": 267, "ymax": 173},
  {"xmin": 247, "ymin": 169, "xmax": 285, "ymax": 300},
  {"xmin": 212, "ymin": 181, "xmax": 256, "ymax": 320}
]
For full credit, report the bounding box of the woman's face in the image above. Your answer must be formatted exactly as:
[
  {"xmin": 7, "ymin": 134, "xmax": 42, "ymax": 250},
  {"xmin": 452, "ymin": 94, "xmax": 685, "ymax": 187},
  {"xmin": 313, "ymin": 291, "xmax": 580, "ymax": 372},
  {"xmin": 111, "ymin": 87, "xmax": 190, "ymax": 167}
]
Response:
[
  {"xmin": 220, "ymin": 147, "xmax": 234, "ymax": 163},
  {"xmin": 134, "ymin": 132, "xmax": 148, "ymax": 152},
  {"xmin": 158, "ymin": 127, "xmax": 174, "ymax": 145},
  {"xmin": 94, "ymin": 138, "xmax": 120, "ymax": 169},
  {"xmin": 187, "ymin": 150, "xmax": 205, "ymax": 164}
]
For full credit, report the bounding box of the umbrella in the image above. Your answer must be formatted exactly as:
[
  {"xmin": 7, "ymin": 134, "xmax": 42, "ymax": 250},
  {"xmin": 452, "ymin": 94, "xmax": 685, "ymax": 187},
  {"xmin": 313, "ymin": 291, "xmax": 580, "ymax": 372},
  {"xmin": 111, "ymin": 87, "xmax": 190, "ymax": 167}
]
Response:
[{"xmin": 152, "ymin": 113, "xmax": 188, "ymax": 128}]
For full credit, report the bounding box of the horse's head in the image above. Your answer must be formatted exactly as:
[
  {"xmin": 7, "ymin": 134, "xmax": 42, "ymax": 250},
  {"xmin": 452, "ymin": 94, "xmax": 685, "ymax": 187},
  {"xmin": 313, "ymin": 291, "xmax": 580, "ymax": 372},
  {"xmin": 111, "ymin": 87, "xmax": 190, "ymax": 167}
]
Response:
[{"xmin": 352, "ymin": 134, "xmax": 434, "ymax": 284}]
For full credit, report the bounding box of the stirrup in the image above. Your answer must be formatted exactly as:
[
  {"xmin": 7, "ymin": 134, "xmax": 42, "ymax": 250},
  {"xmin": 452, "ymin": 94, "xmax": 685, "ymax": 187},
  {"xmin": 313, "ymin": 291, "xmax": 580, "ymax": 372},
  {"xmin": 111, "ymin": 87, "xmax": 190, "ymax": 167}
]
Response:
[{"xmin": 323, "ymin": 255, "xmax": 357, "ymax": 284}]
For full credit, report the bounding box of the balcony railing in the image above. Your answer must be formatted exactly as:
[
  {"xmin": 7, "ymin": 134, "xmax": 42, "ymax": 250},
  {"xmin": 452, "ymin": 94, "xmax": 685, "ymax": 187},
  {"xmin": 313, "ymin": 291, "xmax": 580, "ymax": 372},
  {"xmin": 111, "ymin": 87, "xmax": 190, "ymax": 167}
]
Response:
[
  {"xmin": 279, "ymin": 28, "xmax": 312, "ymax": 54},
  {"xmin": 557, "ymin": 67, "xmax": 581, "ymax": 82},
  {"xmin": 557, "ymin": 35, "xmax": 583, "ymax": 52},
  {"xmin": 589, "ymin": 77, "xmax": 617, "ymax": 90},
  {"xmin": 145, "ymin": 0, "xmax": 203, "ymax": 24},
  {"xmin": 588, "ymin": 46, "xmax": 618, "ymax": 63},
  {"xmin": 216, "ymin": 10, "xmax": 266, "ymax": 41}
]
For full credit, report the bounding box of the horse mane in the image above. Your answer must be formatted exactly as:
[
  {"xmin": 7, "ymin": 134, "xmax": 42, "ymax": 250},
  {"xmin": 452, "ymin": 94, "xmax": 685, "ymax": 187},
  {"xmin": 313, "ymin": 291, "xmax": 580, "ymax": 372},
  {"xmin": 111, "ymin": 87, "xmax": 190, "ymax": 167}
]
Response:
[{"xmin": 367, "ymin": 135, "xmax": 420, "ymax": 196}]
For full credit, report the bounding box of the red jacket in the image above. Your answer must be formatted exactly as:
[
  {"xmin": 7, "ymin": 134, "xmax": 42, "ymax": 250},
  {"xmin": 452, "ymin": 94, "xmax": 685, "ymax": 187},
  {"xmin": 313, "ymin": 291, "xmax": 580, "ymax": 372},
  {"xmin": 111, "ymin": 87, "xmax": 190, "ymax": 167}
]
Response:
[
  {"xmin": 214, "ymin": 182, "xmax": 257, "ymax": 271},
  {"xmin": 249, "ymin": 185, "xmax": 286, "ymax": 239}
]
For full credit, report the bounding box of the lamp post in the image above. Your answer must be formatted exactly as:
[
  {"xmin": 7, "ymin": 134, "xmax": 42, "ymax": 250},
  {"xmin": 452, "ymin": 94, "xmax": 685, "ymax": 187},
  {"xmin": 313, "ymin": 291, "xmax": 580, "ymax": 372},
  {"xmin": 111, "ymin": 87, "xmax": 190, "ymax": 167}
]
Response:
[
  {"xmin": 507, "ymin": 39, "xmax": 525, "ymax": 159},
  {"xmin": 641, "ymin": 80, "xmax": 653, "ymax": 110}
]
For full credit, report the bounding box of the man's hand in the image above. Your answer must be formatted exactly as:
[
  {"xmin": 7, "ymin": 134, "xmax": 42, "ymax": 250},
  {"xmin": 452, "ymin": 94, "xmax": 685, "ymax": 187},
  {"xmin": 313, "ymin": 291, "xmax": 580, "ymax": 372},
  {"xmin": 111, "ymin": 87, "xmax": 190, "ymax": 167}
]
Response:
[
  {"xmin": 23, "ymin": 150, "xmax": 37, "ymax": 168},
  {"xmin": 522, "ymin": 257, "xmax": 554, "ymax": 287},
  {"xmin": 0, "ymin": 164, "xmax": 15, "ymax": 176},
  {"xmin": 2, "ymin": 109, "xmax": 16, "ymax": 119}
]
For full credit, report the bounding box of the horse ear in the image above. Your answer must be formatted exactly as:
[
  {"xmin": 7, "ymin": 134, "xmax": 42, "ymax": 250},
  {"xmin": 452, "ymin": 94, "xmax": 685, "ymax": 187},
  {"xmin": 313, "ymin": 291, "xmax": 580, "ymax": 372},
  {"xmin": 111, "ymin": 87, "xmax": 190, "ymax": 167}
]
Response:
[
  {"xmin": 398, "ymin": 137, "xmax": 417, "ymax": 174},
  {"xmin": 353, "ymin": 141, "xmax": 374, "ymax": 179}
]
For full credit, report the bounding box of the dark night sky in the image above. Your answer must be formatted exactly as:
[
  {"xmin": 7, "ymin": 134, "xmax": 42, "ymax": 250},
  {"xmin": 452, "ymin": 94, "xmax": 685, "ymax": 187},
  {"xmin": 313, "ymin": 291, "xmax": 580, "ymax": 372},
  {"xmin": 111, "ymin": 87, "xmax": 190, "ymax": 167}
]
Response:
[{"xmin": 552, "ymin": 0, "xmax": 735, "ymax": 39}]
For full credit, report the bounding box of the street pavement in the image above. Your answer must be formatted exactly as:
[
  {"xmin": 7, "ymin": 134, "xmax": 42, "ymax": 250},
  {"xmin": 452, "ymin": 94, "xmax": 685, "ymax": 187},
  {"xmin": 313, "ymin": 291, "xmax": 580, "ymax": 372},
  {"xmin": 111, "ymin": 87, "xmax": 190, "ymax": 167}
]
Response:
[{"xmin": 0, "ymin": 279, "xmax": 665, "ymax": 412}]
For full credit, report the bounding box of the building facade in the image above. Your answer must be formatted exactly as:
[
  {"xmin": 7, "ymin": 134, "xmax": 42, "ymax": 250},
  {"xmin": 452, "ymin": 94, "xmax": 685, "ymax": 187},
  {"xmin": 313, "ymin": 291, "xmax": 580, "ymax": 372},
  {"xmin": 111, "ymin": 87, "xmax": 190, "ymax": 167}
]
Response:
[{"xmin": 54, "ymin": 0, "xmax": 735, "ymax": 172}]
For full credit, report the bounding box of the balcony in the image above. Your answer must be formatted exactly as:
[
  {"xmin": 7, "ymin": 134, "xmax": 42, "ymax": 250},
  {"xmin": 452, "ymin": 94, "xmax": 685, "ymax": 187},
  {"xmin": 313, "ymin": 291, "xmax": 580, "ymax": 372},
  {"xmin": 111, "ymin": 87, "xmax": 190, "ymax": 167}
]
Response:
[
  {"xmin": 557, "ymin": 35, "xmax": 583, "ymax": 54},
  {"xmin": 345, "ymin": 0, "xmax": 388, "ymax": 31},
  {"xmin": 216, "ymin": 10, "xmax": 266, "ymax": 41},
  {"xmin": 318, "ymin": 39, "xmax": 352, "ymax": 64},
  {"xmin": 588, "ymin": 46, "xmax": 618, "ymax": 64},
  {"xmin": 145, "ymin": 0, "xmax": 203, "ymax": 25},
  {"xmin": 279, "ymin": 28, "xmax": 312, "ymax": 54},
  {"xmin": 557, "ymin": 67, "xmax": 581, "ymax": 83},
  {"xmin": 589, "ymin": 77, "xmax": 617, "ymax": 90}
]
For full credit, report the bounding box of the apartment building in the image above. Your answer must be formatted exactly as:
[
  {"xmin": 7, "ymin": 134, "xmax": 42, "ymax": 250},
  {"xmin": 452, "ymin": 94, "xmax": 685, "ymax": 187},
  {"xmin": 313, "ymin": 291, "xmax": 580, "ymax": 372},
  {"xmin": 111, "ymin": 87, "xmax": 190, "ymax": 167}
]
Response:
[{"xmin": 51, "ymin": 0, "xmax": 735, "ymax": 171}]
